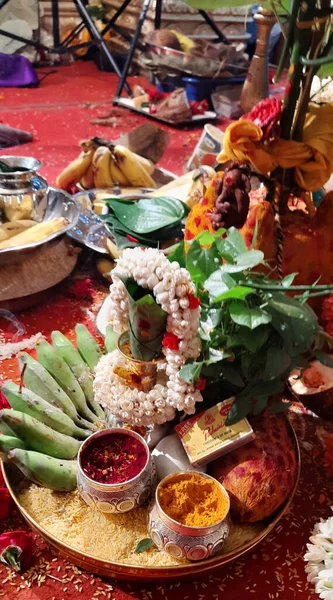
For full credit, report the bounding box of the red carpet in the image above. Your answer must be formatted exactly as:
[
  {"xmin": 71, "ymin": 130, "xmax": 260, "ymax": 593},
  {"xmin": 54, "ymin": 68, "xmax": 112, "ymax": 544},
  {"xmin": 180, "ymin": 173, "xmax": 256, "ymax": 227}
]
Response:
[{"xmin": 0, "ymin": 61, "xmax": 214, "ymax": 184}]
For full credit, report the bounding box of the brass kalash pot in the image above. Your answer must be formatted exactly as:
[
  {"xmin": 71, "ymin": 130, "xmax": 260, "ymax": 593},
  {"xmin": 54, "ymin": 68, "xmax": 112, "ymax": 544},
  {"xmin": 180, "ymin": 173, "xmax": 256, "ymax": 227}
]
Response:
[{"xmin": 0, "ymin": 156, "xmax": 48, "ymax": 221}]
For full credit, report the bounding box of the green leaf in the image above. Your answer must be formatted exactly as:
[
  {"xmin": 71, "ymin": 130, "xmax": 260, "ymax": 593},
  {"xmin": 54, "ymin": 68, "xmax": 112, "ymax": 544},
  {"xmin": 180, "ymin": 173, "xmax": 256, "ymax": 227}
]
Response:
[
  {"xmin": 135, "ymin": 538, "xmax": 154, "ymax": 553},
  {"xmin": 105, "ymin": 325, "xmax": 118, "ymax": 354},
  {"xmin": 263, "ymin": 346, "xmax": 291, "ymax": 380},
  {"xmin": 109, "ymin": 197, "xmax": 185, "ymax": 234},
  {"xmin": 204, "ymin": 270, "xmax": 236, "ymax": 299},
  {"xmin": 281, "ymin": 273, "xmax": 298, "ymax": 288},
  {"xmin": 215, "ymin": 227, "xmax": 246, "ymax": 261},
  {"xmin": 205, "ymin": 348, "xmax": 233, "ymax": 363},
  {"xmin": 253, "ymin": 396, "xmax": 269, "ymax": 416},
  {"xmin": 315, "ymin": 351, "xmax": 333, "ymax": 369},
  {"xmin": 166, "ymin": 241, "xmax": 186, "ymax": 268},
  {"xmin": 235, "ymin": 249, "xmax": 264, "ymax": 270},
  {"xmin": 179, "ymin": 361, "xmax": 203, "ymax": 384},
  {"xmin": 270, "ymin": 400, "xmax": 292, "ymax": 413},
  {"xmin": 225, "ymin": 395, "xmax": 253, "ymax": 425},
  {"xmin": 186, "ymin": 239, "xmax": 221, "ymax": 285},
  {"xmin": 229, "ymin": 302, "xmax": 272, "ymax": 330},
  {"xmin": 220, "ymin": 365, "xmax": 244, "ymax": 388},
  {"xmin": 227, "ymin": 326, "xmax": 269, "ymax": 354},
  {"xmin": 249, "ymin": 379, "xmax": 284, "ymax": 399},
  {"xmin": 216, "ymin": 286, "xmax": 253, "ymax": 302},
  {"xmin": 118, "ymin": 276, "xmax": 167, "ymax": 361},
  {"xmin": 266, "ymin": 294, "xmax": 317, "ymax": 356}
]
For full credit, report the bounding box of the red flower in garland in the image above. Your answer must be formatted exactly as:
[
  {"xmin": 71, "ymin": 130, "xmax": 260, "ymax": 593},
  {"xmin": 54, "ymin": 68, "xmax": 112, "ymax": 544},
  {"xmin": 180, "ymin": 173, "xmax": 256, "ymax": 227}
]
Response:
[
  {"xmin": 195, "ymin": 377, "xmax": 206, "ymax": 391},
  {"xmin": 190, "ymin": 99, "xmax": 209, "ymax": 116},
  {"xmin": 162, "ymin": 332, "xmax": 180, "ymax": 350},
  {"xmin": 188, "ymin": 293, "xmax": 201, "ymax": 309},
  {"xmin": 242, "ymin": 98, "xmax": 282, "ymax": 140}
]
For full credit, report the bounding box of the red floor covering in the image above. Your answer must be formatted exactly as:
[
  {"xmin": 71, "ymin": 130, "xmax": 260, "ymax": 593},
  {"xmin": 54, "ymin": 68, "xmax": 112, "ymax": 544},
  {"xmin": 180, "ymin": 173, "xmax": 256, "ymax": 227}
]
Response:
[
  {"xmin": 0, "ymin": 61, "xmax": 212, "ymax": 183},
  {"xmin": 0, "ymin": 62, "xmax": 332, "ymax": 600}
]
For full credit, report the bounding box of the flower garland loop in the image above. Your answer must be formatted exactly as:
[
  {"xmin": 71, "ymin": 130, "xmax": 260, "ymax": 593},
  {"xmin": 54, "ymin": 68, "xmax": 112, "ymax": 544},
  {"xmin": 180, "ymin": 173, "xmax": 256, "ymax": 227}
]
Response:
[{"xmin": 94, "ymin": 248, "xmax": 203, "ymax": 426}]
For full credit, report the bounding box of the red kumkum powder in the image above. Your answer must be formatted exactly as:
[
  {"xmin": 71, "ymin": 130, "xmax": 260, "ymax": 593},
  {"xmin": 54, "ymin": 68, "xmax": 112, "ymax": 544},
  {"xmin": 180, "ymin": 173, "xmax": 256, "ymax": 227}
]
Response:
[{"xmin": 81, "ymin": 433, "xmax": 147, "ymax": 484}]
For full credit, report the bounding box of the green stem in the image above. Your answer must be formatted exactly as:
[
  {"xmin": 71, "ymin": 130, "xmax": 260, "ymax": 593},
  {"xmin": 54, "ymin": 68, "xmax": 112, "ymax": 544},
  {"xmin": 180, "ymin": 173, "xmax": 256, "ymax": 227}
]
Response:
[
  {"xmin": 274, "ymin": 0, "xmax": 299, "ymax": 83},
  {"xmin": 245, "ymin": 282, "xmax": 333, "ymax": 291},
  {"xmin": 1, "ymin": 546, "xmax": 22, "ymax": 572},
  {"xmin": 301, "ymin": 54, "xmax": 333, "ymax": 66}
]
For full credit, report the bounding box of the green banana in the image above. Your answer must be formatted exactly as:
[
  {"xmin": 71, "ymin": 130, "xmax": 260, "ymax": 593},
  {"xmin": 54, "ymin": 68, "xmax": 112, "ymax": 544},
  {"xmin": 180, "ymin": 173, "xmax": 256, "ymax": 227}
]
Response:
[
  {"xmin": 75, "ymin": 324, "xmax": 103, "ymax": 370},
  {"xmin": 36, "ymin": 340, "xmax": 97, "ymax": 423},
  {"xmin": 0, "ymin": 421, "xmax": 16, "ymax": 436},
  {"xmin": 51, "ymin": 331, "xmax": 104, "ymax": 420},
  {"xmin": 20, "ymin": 354, "xmax": 96, "ymax": 431},
  {"xmin": 2, "ymin": 382, "xmax": 91, "ymax": 440},
  {"xmin": 8, "ymin": 449, "xmax": 77, "ymax": 492},
  {"xmin": 0, "ymin": 435, "xmax": 27, "ymax": 456},
  {"xmin": 105, "ymin": 324, "xmax": 118, "ymax": 354},
  {"xmin": 0, "ymin": 409, "xmax": 81, "ymax": 460}
]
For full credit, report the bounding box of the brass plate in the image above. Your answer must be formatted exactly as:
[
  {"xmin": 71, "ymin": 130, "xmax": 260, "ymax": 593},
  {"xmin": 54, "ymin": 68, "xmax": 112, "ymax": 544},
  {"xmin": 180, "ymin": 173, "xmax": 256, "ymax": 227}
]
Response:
[{"xmin": 2, "ymin": 421, "xmax": 300, "ymax": 583}]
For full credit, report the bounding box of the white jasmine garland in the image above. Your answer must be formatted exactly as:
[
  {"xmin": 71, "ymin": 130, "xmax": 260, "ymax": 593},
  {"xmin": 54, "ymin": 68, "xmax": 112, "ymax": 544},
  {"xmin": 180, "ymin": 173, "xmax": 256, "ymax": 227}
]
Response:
[
  {"xmin": 304, "ymin": 508, "xmax": 333, "ymax": 600},
  {"xmin": 94, "ymin": 248, "xmax": 203, "ymax": 426}
]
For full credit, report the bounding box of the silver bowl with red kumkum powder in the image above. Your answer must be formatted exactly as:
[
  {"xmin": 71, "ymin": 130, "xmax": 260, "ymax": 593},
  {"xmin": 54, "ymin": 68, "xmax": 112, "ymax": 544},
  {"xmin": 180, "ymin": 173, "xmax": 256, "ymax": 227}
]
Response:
[
  {"xmin": 77, "ymin": 429, "xmax": 155, "ymax": 513},
  {"xmin": 148, "ymin": 472, "xmax": 230, "ymax": 562}
]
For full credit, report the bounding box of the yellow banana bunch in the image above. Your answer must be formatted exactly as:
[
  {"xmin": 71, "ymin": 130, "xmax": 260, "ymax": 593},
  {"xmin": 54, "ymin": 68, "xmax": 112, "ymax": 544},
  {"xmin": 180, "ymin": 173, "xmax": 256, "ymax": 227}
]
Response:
[
  {"xmin": 92, "ymin": 146, "xmax": 114, "ymax": 188},
  {"xmin": 55, "ymin": 140, "xmax": 157, "ymax": 191},
  {"xmin": 109, "ymin": 154, "xmax": 130, "ymax": 186},
  {"xmin": 113, "ymin": 145, "xmax": 157, "ymax": 189},
  {"xmin": 56, "ymin": 140, "xmax": 95, "ymax": 190}
]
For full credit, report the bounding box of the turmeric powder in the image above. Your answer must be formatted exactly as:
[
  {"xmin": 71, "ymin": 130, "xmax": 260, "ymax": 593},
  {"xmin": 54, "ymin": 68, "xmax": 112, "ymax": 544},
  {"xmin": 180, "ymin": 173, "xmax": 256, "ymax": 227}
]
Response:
[{"xmin": 158, "ymin": 473, "xmax": 229, "ymax": 528}]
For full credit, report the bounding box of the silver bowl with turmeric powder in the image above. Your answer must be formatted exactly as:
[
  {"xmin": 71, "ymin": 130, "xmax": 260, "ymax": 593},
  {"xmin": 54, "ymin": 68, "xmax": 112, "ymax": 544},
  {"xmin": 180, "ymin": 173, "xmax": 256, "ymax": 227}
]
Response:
[{"xmin": 147, "ymin": 471, "xmax": 230, "ymax": 562}]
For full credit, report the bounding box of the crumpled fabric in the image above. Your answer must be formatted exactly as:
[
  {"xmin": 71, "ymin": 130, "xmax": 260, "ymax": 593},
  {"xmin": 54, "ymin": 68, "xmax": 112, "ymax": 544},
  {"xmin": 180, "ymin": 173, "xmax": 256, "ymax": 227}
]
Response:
[{"xmin": 217, "ymin": 104, "xmax": 333, "ymax": 191}]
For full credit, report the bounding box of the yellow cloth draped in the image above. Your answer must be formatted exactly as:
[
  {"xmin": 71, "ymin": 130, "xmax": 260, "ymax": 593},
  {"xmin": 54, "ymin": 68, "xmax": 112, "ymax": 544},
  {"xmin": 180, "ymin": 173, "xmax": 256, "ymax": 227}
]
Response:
[{"xmin": 217, "ymin": 104, "xmax": 333, "ymax": 191}]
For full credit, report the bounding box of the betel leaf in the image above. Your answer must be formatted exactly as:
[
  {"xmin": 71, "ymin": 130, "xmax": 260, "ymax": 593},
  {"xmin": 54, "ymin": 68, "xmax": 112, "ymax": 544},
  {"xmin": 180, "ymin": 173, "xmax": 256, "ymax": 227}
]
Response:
[
  {"xmin": 263, "ymin": 346, "xmax": 291, "ymax": 381},
  {"xmin": 179, "ymin": 361, "xmax": 203, "ymax": 383},
  {"xmin": 186, "ymin": 239, "xmax": 221, "ymax": 285},
  {"xmin": 135, "ymin": 538, "xmax": 154, "ymax": 553},
  {"xmin": 315, "ymin": 351, "xmax": 333, "ymax": 369},
  {"xmin": 253, "ymin": 396, "xmax": 269, "ymax": 416},
  {"xmin": 220, "ymin": 365, "xmax": 244, "ymax": 388},
  {"xmin": 227, "ymin": 326, "xmax": 269, "ymax": 353},
  {"xmin": 225, "ymin": 395, "xmax": 254, "ymax": 425},
  {"xmin": 117, "ymin": 275, "xmax": 167, "ymax": 361},
  {"xmin": 166, "ymin": 241, "xmax": 186, "ymax": 268},
  {"xmin": 270, "ymin": 400, "xmax": 292, "ymax": 413},
  {"xmin": 235, "ymin": 249, "xmax": 264, "ymax": 270},
  {"xmin": 204, "ymin": 270, "xmax": 236, "ymax": 299},
  {"xmin": 266, "ymin": 294, "xmax": 317, "ymax": 356},
  {"xmin": 229, "ymin": 302, "xmax": 272, "ymax": 330},
  {"xmin": 215, "ymin": 227, "xmax": 246, "ymax": 262},
  {"xmin": 109, "ymin": 197, "xmax": 186, "ymax": 234},
  {"xmin": 216, "ymin": 286, "xmax": 253, "ymax": 302}
]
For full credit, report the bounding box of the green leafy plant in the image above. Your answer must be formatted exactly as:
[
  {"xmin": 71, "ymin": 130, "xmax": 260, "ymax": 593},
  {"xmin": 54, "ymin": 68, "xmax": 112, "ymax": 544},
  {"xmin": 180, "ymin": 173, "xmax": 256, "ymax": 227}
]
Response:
[{"xmin": 168, "ymin": 228, "xmax": 333, "ymax": 425}]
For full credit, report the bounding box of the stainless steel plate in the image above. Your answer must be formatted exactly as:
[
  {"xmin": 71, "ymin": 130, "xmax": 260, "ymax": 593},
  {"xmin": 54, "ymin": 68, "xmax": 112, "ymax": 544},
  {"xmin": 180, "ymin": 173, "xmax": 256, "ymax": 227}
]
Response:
[{"xmin": 0, "ymin": 187, "xmax": 80, "ymax": 266}]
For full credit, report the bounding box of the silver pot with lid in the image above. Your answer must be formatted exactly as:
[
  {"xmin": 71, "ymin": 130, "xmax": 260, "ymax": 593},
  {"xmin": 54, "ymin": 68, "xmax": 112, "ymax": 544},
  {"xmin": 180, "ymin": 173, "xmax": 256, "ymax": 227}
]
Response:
[{"xmin": 0, "ymin": 156, "xmax": 48, "ymax": 221}]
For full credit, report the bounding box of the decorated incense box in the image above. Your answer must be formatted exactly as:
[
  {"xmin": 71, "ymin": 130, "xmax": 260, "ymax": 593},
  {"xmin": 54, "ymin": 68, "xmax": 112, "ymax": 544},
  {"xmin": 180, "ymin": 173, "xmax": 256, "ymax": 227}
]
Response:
[{"xmin": 175, "ymin": 398, "xmax": 255, "ymax": 467}]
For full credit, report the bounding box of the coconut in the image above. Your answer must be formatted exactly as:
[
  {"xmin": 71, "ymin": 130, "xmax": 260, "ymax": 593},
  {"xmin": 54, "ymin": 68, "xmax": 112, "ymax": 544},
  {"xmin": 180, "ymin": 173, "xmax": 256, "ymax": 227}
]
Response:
[
  {"xmin": 211, "ymin": 412, "xmax": 297, "ymax": 523},
  {"xmin": 289, "ymin": 360, "xmax": 333, "ymax": 420}
]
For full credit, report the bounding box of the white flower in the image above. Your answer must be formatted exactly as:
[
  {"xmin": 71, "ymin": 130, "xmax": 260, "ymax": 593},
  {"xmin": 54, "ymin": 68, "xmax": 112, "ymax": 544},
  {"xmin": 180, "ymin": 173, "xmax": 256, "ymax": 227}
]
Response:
[{"xmin": 305, "ymin": 509, "xmax": 333, "ymax": 600}]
